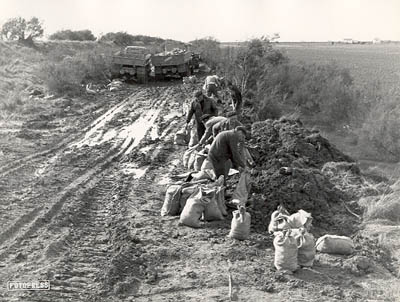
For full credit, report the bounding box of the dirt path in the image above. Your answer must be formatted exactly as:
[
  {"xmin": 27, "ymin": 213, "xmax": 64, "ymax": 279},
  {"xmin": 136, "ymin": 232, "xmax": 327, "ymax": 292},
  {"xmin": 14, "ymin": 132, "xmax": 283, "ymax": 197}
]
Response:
[{"xmin": 1, "ymin": 83, "xmax": 399, "ymax": 302}]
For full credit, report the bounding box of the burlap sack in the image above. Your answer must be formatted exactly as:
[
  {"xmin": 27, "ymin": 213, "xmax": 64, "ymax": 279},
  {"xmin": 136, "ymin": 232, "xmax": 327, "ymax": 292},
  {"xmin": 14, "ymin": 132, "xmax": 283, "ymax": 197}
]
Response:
[
  {"xmin": 232, "ymin": 171, "xmax": 251, "ymax": 204},
  {"xmin": 296, "ymin": 231, "xmax": 316, "ymax": 267},
  {"xmin": 161, "ymin": 185, "xmax": 182, "ymax": 216},
  {"xmin": 316, "ymin": 235, "xmax": 354, "ymax": 255},
  {"xmin": 179, "ymin": 187, "xmax": 205, "ymax": 228},
  {"xmin": 273, "ymin": 230, "xmax": 299, "ymax": 272},
  {"xmin": 203, "ymin": 188, "xmax": 224, "ymax": 221},
  {"xmin": 228, "ymin": 207, "xmax": 251, "ymax": 240}
]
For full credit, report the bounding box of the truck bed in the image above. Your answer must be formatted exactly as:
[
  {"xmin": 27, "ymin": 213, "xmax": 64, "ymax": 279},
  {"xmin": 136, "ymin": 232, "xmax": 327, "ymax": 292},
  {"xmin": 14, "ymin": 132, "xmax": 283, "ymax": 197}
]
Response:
[
  {"xmin": 112, "ymin": 55, "xmax": 150, "ymax": 67},
  {"xmin": 151, "ymin": 52, "xmax": 192, "ymax": 66}
]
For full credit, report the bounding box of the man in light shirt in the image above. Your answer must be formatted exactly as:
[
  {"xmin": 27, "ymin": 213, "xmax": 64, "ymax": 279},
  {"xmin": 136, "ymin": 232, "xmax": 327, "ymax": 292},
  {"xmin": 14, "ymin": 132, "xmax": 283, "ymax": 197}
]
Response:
[{"xmin": 204, "ymin": 75, "xmax": 223, "ymax": 102}]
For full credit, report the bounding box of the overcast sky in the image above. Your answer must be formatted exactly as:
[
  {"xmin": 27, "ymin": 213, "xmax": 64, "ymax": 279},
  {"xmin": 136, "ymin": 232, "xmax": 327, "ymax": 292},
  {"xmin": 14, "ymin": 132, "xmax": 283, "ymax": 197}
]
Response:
[{"xmin": 1, "ymin": 0, "xmax": 399, "ymax": 42}]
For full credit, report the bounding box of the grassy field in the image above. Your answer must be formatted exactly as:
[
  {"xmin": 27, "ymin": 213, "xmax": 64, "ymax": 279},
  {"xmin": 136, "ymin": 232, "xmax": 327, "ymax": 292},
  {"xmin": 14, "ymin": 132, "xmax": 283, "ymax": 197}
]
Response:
[{"xmin": 276, "ymin": 43, "xmax": 400, "ymax": 91}]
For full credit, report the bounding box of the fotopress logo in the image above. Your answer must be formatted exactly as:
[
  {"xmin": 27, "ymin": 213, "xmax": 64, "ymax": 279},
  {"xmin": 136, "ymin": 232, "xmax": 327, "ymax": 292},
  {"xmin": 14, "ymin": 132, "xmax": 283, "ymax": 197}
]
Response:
[{"xmin": 7, "ymin": 280, "xmax": 50, "ymax": 291}]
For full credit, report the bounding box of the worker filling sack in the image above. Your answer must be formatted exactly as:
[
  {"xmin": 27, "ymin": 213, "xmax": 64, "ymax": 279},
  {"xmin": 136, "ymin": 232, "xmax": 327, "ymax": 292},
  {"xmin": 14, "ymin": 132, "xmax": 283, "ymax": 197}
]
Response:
[
  {"xmin": 296, "ymin": 230, "xmax": 316, "ymax": 267},
  {"xmin": 228, "ymin": 206, "xmax": 251, "ymax": 240},
  {"xmin": 273, "ymin": 230, "xmax": 299, "ymax": 272},
  {"xmin": 316, "ymin": 235, "xmax": 354, "ymax": 255}
]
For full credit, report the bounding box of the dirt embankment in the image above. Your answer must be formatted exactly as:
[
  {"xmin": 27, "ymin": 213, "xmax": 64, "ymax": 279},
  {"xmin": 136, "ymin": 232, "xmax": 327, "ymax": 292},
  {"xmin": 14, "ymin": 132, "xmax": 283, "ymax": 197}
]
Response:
[
  {"xmin": 245, "ymin": 118, "xmax": 391, "ymax": 235},
  {"xmin": 0, "ymin": 75, "xmax": 399, "ymax": 302}
]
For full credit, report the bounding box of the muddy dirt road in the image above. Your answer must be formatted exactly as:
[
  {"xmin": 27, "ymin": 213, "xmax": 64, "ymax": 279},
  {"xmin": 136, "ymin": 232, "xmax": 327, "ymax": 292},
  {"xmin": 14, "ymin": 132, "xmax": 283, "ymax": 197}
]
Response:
[{"xmin": 1, "ymin": 83, "xmax": 399, "ymax": 301}]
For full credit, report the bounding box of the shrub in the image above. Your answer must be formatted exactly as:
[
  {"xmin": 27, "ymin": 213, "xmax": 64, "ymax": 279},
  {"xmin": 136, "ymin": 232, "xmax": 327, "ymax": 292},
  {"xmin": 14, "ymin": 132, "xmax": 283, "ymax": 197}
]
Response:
[
  {"xmin": 256, "ymin": 62, "xmax": 359, "ymax": 129},
  {"xmin": 256, "ymin": 88, "xmax": 284, "ymax": 120},
  {"xmin": 190, "ymin": 37, "xmax": 221, "ymax": 70},
  {"xmin": 357, "ymin": 91, "xmax": 400, "ymax": 161},
  {"xmin": 41, "ymin": 49, "xmax": 112, "ymax": 96},
  {"xmin": 49, "ymin": 29, "xmax": 96, "ymax": 41},
  {"xmin": 1, "ymin": 16, "xmax": 43, "ymax": 42},
  {"xmin": 364, "ymin": 192, "xmax": 400, "ymax": 224}
]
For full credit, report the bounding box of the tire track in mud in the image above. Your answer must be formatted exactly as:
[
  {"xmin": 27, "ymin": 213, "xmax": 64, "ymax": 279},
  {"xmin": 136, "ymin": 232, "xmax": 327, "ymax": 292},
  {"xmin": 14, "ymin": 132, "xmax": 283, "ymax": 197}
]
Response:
[
  {"xmin": 22, "ymin": 173, "xmax": 120, "ymax": 302},
  {"xmin": 0, "ymin": 87, "xmax": 167, "ymax": 254},
  {"xmin": 0, "ymin": 88, "xmax": 157, "ymax": 250},
  {"xmin": 0, "ymin": 89, "xmax": 141, "ymax": 177},
  {"xmin": 0, "ymin": 140, "xmax": 125, "ymax": 259},
  {"xmin": 0, "ymin": 85, "xmax": 184, "ymax": 302}
]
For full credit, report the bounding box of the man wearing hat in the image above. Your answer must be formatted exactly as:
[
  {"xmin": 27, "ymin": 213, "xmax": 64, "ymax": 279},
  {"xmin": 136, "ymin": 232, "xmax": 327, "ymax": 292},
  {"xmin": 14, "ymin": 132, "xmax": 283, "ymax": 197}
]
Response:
[
  {"xmin": 207, "ymin": 126, "xmax": 248, "ymax": 185},
  {"xmin": 186, "ymin": 90, "xmax": 218, "ymax": 140}
]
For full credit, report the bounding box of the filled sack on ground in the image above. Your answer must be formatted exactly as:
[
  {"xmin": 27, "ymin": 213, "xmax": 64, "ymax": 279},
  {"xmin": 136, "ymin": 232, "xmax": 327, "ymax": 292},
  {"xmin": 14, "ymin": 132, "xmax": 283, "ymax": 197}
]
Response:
[
  {"xmin": 268, "ymin": 205, "xmax": 292, "ymax": 234},
  {"xmin": 194, "ymin": 150, "xmax": 207, "ymax": 171},
  {"xmin": 161, "ymin": 185, "xmax": 182, "ymax": 216},
  {"xmin": 208, "ymin": 175, "xmax": 227, "ymax": 216},
  {"xmin": 201, "ymin": 158, "xmax": 214, "ymax": 171},
  {"xmin": 202, "ymin": 188, "xmax": 224, "ymax": 221},
  {"xmin": 243, "ymin": 147, "xmax": 255, "ymax": 167},
  {"xmin": 179, "ymin": 187, "xmax": 205, "ymax": 228},
  {"xmin": 229, "ymin": 206, "xmax": 251, "ymax": 240},
  {"xmin": 316, "ymin": 235, "xmax": 354, "ymax": 255},
  {"xmin": 296, "ymin": 230, "xmax": 316, "ymax": 267},
  {"xmin": 191, "ymin": 169, "xmax": 215, "ymax": 181},
  {"xmin": 273, "ymin": 230, "xmax": 299, "ymax": 272},
  {"xmin": 174, "ymin": 129, "xmax": 189, "ymax": 146},
  {"xmin": 187, "ymin": 150, "xmax": 198, "ymax": 170},
  {"xmin": 188, "ymin": 126, "xmax": 198, "ymax": 147},
  {"xmin": 215, "ymin": 185, "xmax": 227, "ymax": 216},
  {"xmin": 288, "ymin": 209, "xmax": 313, "ymax": 230},
  {"xmin": 183, "ymin": 145, "xmax": 198, "ymax": 169},
  {"xmin": 232, "ymin": 171, "xmax": 251, "ymax": 204},
  {"xmin": 179, "ymin": 185, "xmax": 199, "ymax": 211}
]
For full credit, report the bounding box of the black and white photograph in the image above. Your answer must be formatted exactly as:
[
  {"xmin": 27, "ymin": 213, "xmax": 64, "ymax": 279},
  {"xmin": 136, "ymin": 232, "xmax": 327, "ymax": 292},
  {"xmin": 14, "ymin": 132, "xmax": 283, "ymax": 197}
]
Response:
[{"xmin": 0, "ymin": 0, "xmax": 400, "ymax": 301}]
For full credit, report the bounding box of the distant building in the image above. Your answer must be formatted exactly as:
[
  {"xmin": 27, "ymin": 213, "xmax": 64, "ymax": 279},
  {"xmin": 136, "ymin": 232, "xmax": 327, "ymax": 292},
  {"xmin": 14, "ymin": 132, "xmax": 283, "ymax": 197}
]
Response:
[
  {"xmin": 342, "ymin": 38, "xmax": 361, "ymax": 44},
  {"xmin": 373, "ymin": 38, "xmax": 381, "ymax": 44}
]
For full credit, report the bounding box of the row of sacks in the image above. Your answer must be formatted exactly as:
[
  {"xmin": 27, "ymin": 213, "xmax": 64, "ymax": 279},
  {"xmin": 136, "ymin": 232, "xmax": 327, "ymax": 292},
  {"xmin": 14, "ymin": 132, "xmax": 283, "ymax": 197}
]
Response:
[
  {"xmin": 269, "ymin": 206, "xmax": 355, "ymax": 273},
  {"xmin": 172, "ymin": 123, "xmax": 252, "ymax": 240},
  {"xmin": 161, "ymin": 176, "xmax": 227, "ymax": 227},
  {"xmin": 161, "ymin": 174, "xmax": 252, "ymax": 239},
  {"xmin": 170, "ymin": 131, "xmax": 252, "ymax": 240}
]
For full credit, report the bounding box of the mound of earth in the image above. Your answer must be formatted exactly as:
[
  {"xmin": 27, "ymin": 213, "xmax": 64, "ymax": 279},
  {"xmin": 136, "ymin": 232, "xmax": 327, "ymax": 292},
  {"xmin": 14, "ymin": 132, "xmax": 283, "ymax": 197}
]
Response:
[{"xmin": 245, "ymin": 118, "xmax": 385, "ymax": 233}]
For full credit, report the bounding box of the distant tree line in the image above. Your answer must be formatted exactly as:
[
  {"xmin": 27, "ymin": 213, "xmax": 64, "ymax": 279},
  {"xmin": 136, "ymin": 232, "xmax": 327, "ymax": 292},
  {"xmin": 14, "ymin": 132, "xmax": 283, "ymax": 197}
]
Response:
[
  {"xmin": 0, "ymin": 16, "xmax": 175, "ymax": 46},
  {"xmin": 0, "ymin": 16, "xmax": 43, "ymax": 45},
  {"xmin": 99, "ymin": 32, "xmax": 165, "ymax": 45},
  {"xmin": 49, "ymin": 29, "xmax": 96, "ymax": 41}
]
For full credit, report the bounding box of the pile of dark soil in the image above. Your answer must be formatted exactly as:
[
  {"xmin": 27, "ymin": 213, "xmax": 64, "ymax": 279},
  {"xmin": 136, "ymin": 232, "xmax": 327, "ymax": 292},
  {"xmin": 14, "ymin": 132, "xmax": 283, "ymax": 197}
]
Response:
[{"xmin": 245, "ymin": 118, "xmax": 378, "ymax": 232}]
